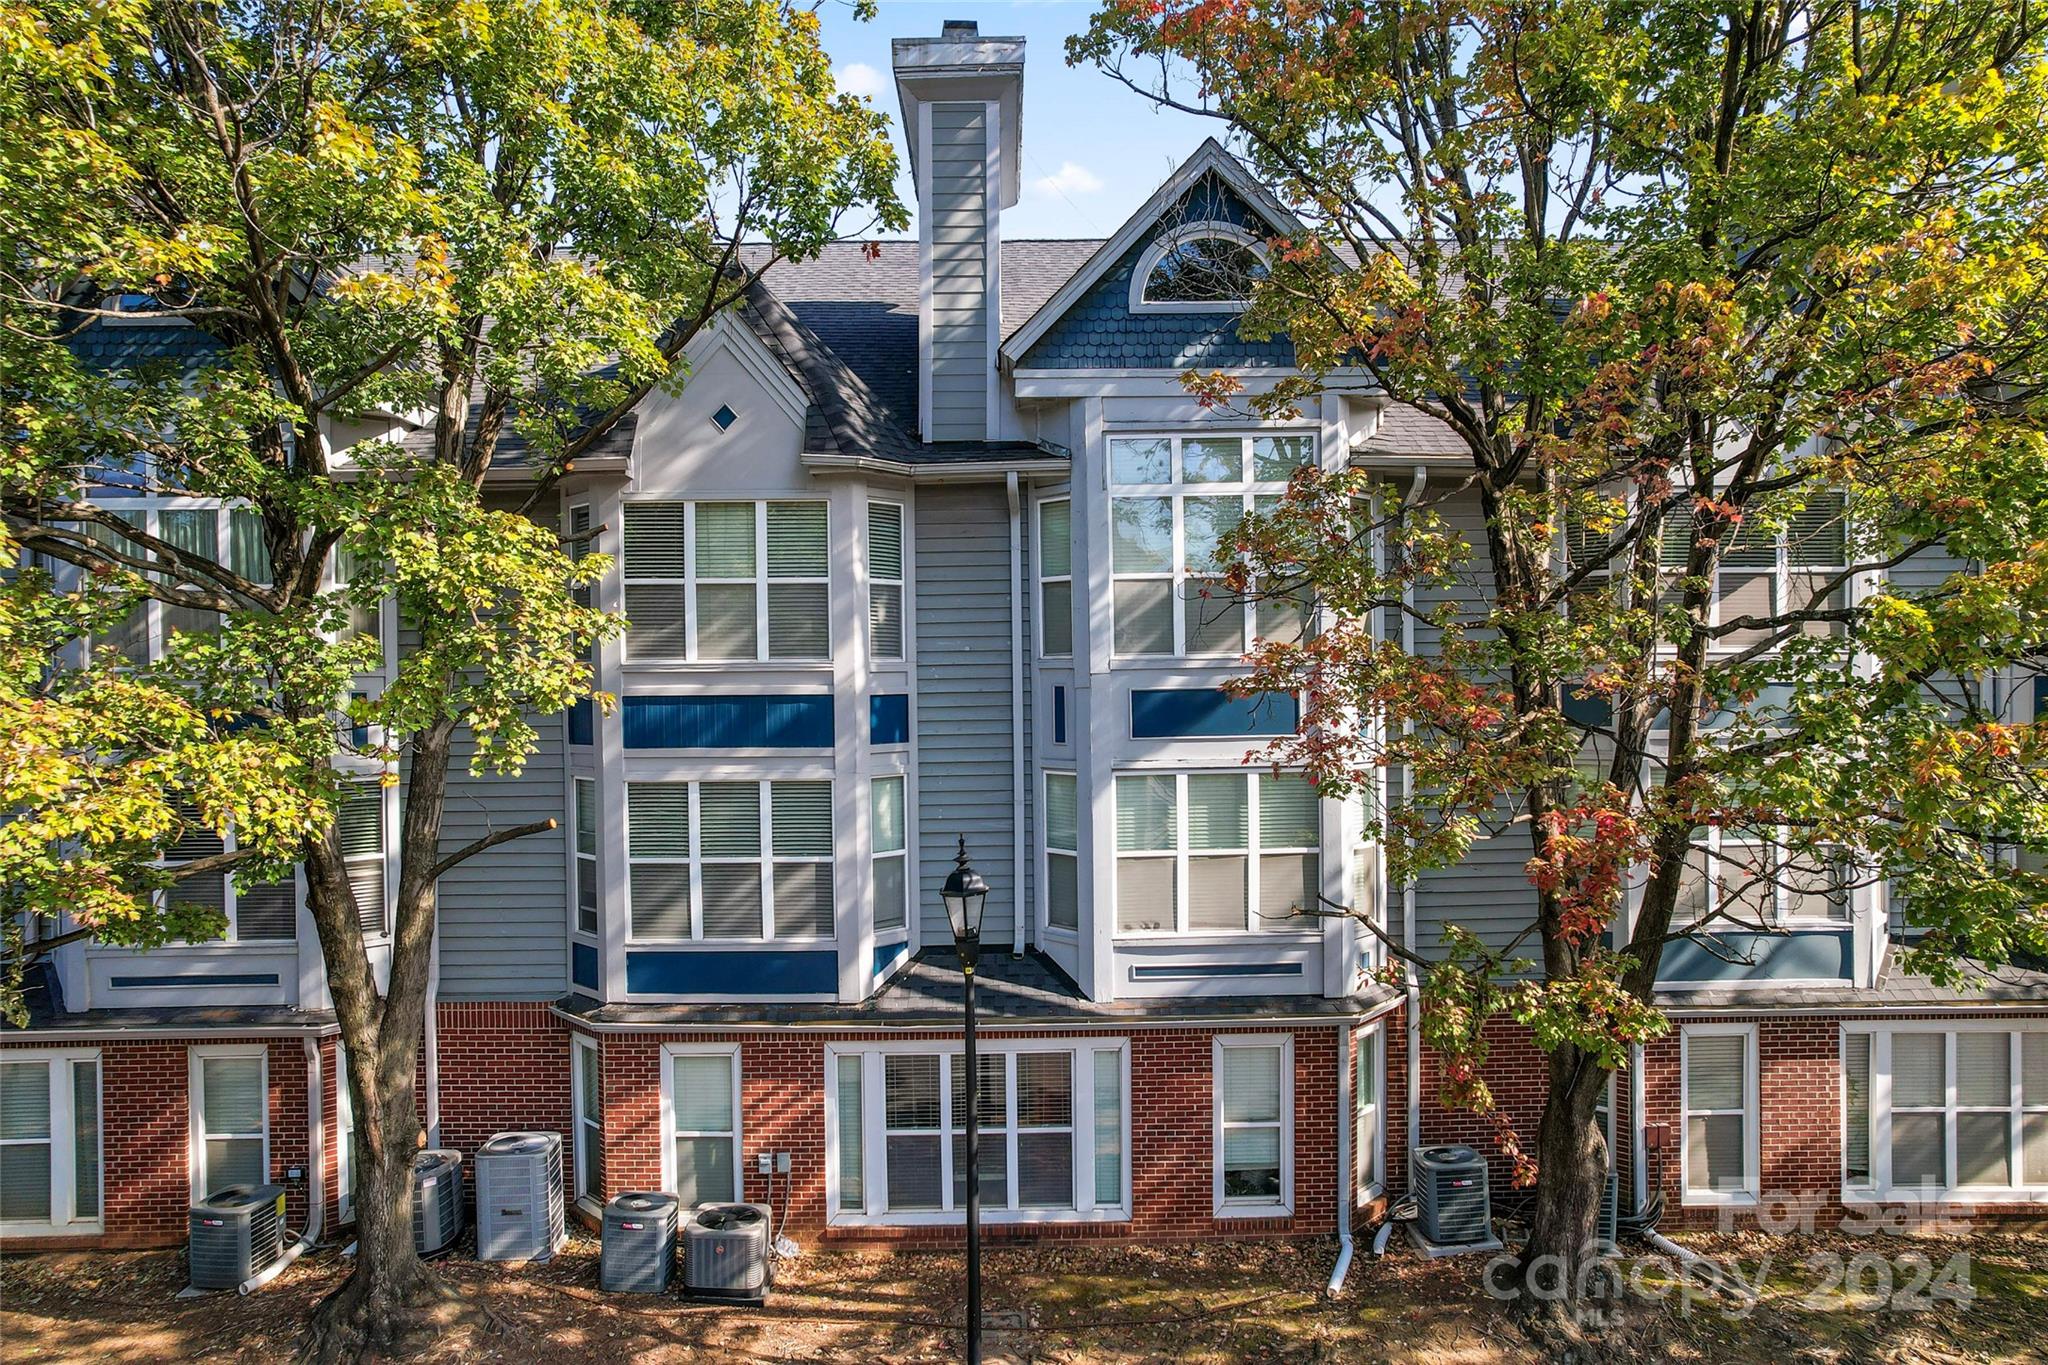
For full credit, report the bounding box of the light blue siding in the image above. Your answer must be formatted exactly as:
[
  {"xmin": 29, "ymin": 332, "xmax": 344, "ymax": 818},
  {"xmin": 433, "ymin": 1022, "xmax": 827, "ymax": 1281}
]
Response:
[{"xmin": 928, "ymin": 103, "xmax": 989, "ymax": 441}]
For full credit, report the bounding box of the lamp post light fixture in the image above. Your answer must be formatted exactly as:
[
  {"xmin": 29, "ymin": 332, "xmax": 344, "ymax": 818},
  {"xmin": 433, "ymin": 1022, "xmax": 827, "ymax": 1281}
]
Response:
[{"xmin": 939, "ymin": 835, "xmax": 990, "ymax": 1364}]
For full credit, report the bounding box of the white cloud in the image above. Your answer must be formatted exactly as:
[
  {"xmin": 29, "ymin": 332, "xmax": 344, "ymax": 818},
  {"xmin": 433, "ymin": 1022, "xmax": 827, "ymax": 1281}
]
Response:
[
  {"xmin": 1032, "ymin": 161, "xmax": 1104, "ymax": 199},
  {"xmin": 835, "ymin": 62, "xmax": 884, "ymax": 100}
]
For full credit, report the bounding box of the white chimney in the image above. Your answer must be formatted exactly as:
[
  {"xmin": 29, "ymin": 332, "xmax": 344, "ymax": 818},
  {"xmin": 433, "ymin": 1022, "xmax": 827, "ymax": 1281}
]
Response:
[{"xmin": 892, "ymin": 20, "xmax": 1025, "ymax": 444}]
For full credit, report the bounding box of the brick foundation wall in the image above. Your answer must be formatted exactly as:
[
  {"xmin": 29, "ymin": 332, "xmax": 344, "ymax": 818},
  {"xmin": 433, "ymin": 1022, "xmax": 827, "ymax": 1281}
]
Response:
[
  {"xmin": 584, "ymin": 1021, "xmax": 1344, "ymax": 1246},
  {"xmin": 432, "ymin": 1002, "xmax": 573, "ymax": 1158}
]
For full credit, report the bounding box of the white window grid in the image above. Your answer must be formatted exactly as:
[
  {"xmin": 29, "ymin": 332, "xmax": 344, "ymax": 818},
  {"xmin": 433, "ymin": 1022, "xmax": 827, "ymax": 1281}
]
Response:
[
  {"xmin": 824, "ymin": 1040, "xmax": 1131, "ymax": 1226},
  {"xmin": 1675, "ymin": 825, "xmax": 1850, "ymax": 931},
  {"xmin": 660, "ymin": 1042, "xmax": 742, "ymax": 1205},
  {"xmin": 1213, "ymin": 1034, "xmax": 1294, "ymax": 1217},
  {"xmin": 868, "ymin": 500, "xmax": 905, "ymax": 662},
  {"xmin": 1847, "ymin": 1027, "xmax": 2048, "ymax": 1199},
  {"xmin": 188, "ymin": 1044, "xmax": 268, "ymax": 1201},
  {"xmin": 624, "ymin": 779, "xmax": 834, "ymax": 942},
  {"xmin": 619, "ymin": 499, "xmax": 830, "ymax": 663},
  {"xmin": 0, "ymin": 1050, "xmax": 102, "ymax": 1235},
  {"xmin": 79, "ymin": 501, "xmax": 273, "ymax": 666},
  {"xmin": 1042, "ymin": 770, "xmax": 1079, "ymax": 936},
  {"xmin": 1113, "ymin": 770, "xmax": 1321, "ymax": 937},
  {"xmin": 1678, "ymin": 1023, "xmax": 1759, "ymax": 1204},
  {"xmin": 1036, "ymin": 497, "xmax": 1072, "ymax": 658},
  {"xmin": 1652, "ymin": 492, "xmax": 1850, "ymax": 655},
  {"xmin": 1107, "ymin": 433, "xmax": 1315, "ymax": 659},
  {"xmin": 153, "ymin": 808, "xmax": 298, "ymax": 944}
]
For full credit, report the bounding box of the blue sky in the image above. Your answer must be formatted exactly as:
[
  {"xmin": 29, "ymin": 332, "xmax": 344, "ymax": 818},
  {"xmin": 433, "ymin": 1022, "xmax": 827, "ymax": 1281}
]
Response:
[{"xmin": 818, "ymin": 1, "xmax": 1218, "ymax": 241}]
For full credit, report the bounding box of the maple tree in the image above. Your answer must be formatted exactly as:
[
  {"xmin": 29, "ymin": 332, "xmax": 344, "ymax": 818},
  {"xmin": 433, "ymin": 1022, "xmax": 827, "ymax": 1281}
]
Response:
[{"xmin": 1077, "ymin": 0, "xmax": 2048, "ymax": 1330}]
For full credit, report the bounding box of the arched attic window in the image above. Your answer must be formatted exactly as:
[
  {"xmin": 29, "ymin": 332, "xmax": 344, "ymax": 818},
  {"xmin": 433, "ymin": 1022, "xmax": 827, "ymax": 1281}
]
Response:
[{"xmin": 1128, "ymin": 224, "xmax": 1269, "ymax": 314}]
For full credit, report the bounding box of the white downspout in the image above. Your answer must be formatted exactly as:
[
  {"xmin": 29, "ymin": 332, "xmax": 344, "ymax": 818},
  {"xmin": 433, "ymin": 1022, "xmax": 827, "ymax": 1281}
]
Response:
[
  {"xmin": 1327, "ymin": 1021, "xmax": 1355, "ymax": 1295},
  {"xmin": 1400, "ymin": 464, "xmax": 1426, "ymax": 1189},
  {"xmin": 425, "ymin": 910, "xmax": 442, "ymax": 1145},
  {"xmin": 1630, "ymin": 1043, "xmax": 1648, "ymax": 1216},
  {"xmin": 1007, "ymin": 470, "xmax": 1027, "ymax": 955},
  {"xmin": 240, "ymin": 1037, "xmax": 327, "ymax": 1293}
]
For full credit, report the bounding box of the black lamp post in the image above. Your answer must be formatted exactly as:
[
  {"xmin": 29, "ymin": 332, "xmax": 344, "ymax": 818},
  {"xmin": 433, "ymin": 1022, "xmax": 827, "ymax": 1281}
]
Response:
[{"xmin": 940, "ymin": 835, "xmax": 990, "ymax": 1364}]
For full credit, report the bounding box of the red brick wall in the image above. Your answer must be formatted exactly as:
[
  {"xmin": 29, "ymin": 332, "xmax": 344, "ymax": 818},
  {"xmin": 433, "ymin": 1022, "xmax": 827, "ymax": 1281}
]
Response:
[
  {"xmin": 581, "ymin": 1022, "xmax": 1344, "ymax": 1246},
  {"xmin": 1, "ymin": 1034, "xmax": 315, "ymax": 1250},
  {"xmin": 432, "ymin": 1002, "xmax": 573, "ymax": 1158}
]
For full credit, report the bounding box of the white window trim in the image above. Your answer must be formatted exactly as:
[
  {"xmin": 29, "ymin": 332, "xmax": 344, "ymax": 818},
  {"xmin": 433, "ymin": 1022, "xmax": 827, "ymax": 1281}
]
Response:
[
  {"xmin": 1041, "ymin": 770, "xmax": 1080, "ymax": 940},
  {"xmin": 1213, "ymin": 1033, "xmax": 1294, "ymax": 1217},
  {"xmin": 871, "ymin": 775, "xmax": 910, "ymax": 939},
  {"xmin": 1669, "ymin": 825, "xmax": 1851, "ymax": 938},
  {"xmin": 572, "ymin": 777, "xmax": 599, "ymax": 941},
  {"xmin": 83, "ymin": 501, "xmax": 278, "ymax": 667},
  {"xmin": 1127, "ymin": 222, "xmax": 1268, "ymax": 315},
  {"xmin": 152, "ymin": 812, "xmax": 298, "ymax": 946},
  {"xmin": 0, "ymin": 1049, "xmax": 103, "ymax": 1237},
  {"xmin": 188, "ymin": 1043, "xmax": 269, "ymax": 1202},
  {"xmin": 659, "ymin": 1042, "xmax": 743, "ymax": 1207},
  {"xmin": 1035, "ymin": 496, "xmax": 1072, "ymax": 658},
  {"xmin": 620, "ymin": 498, "xmax": 832, "ymax": 665},
  {"xmin": 623, "ymin": 778, "xmax": 835, "ymax": 944},
  {"xmin": 1678, "ymin": 1023, "xmax": 1760, "ymax": 1206},
  {"xmin": 1843, "ymin": 1022, "xmax": 2048, "ymax": 1204},
  {"xmin": 1355, "ymin": 1024, "xmax": 1385, "ymax": 1200},
  {"xmin": 823, "ymin": 1038, "xmax": 1132, "ymax": 1228},
  {"xmin": 1106, "ymin": 432, "xmax": 1315, "ymax": 660},
  {"xmin": 868, "ymin": 499, "xmax": 906, "ymax": 663},
  {"xmin": 340, "ymin": 780, "xmax": 394, "ymax": 941},
  {"xmin": 572, "ymin": 1036, "xmax": 603, "ymax": 1209},
  {"xmin": 1112, "ymin": 769, "xmax": 1323, "ymax": 939}
]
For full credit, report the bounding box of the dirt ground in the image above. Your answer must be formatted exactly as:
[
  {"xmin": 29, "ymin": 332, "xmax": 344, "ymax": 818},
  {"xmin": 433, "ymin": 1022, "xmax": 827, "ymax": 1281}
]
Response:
[{"xmin": 2, "ymin": 1228, "xmax": 2043, "ymax": 1363}]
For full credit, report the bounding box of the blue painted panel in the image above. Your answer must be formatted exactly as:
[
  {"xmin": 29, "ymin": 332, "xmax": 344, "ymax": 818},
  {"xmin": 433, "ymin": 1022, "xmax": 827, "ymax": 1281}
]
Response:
[
  {"xmin": 1128, "ymin": 962, "xmax": 1304, "ymax": 981},
  {"xmin": 1052, "ymin": 686, "xmax": 1067, "ymax": 745},
  {"xmin": 626, "ymin": 949, "xmax": 839, "ymax": 995},
  {"xmin": 1130, "ymin": 688, "xmax": 1299, "ymax": 739},
  {"xmin": 110, "ymin": 973, "xmax": 280, "ymax": 989},
  {"xmin": 568, "ymin": 699, "xmax": 594, "ymax": 746},
  {"xmin": 623, "ymin": 694, "xmax": 833, "ymax": 750},
  {"xmin": 873, "ymin": 940, "xmax": 909, "ymax": 980},
  {"xmin": 571, "ymin": 941, "xmax": 599, "ymax": 991},
  {"xmin": 869, "ymin": 694, "xmax": 910, "ymax": 746},
  {"xmin": 1659, "ymin": 931, "xmax": 1853, "ymax": 983}
]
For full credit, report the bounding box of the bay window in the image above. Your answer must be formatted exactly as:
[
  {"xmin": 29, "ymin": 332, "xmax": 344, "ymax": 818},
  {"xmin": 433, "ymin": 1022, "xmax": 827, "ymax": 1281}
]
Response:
[
  {"xmin": 338, "ymin": 784, "xmax": 389, "ymax": 937},
  {"xmin": 1043, "ymin": 771, "xmax": 1079, "ymax": 932},
  {"xmin": 1037, "ymin": 499, "xmax": 1072, "ymax": 657},
  {"xmin": 625, "ymin": 779, "xmax": 834, "ymax": 941},
  {"xmin": 158, "ymin": 806, "xmax": 297, "ymax": 942},
  {"xmin": 621, "ymin": 500, "xmax": 830, "ymax": 662},
  {"xmin": 90, "ymin": 504, "xmax": 270, "ymax": 666},
  {"xmin": 1114, "ymin": 771, "xmax": 1321, "ymax": 935},
  {"xmin": 0, "ymin": 1052, "xmax": 100, "ymax": 1233},
  {"xmin": 868, "ymin": 501, "xmax": 904, "ymax": 661},
  {"xmin": 573, "ymin": 778, "xmax": 598, "ymax": 937},
  {"xmin": 1659, "ymin": 492, "xmax": 1849, "ymax": 649},
  {"xmin": 829, "ymin": 1041, "xmax": 1128, "ymax": 1223},
  {"xmin": 1108, "ymin": 433, "xmax": 1313, "ymax": 658},
  {"xmin": 872, "ymin": 776, "xmax": 908, "ymax": 933}
]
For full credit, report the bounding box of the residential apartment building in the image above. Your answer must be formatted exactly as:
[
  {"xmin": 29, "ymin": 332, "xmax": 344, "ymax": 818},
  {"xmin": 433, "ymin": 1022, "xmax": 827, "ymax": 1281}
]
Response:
[{"xmin": 5, "ymin": 21, "xmax": 2043, "ymax": 1253}]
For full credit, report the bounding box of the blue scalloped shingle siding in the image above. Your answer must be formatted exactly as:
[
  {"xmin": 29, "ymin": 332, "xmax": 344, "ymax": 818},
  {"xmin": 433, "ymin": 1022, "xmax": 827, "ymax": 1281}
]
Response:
[
  {"xmin": 1018, "ymin": 175, "xmax": 1296, "ymax": 371},
  {"xmin": 66, "ymin": 320, "xmax": 227, "ymax": 377}
]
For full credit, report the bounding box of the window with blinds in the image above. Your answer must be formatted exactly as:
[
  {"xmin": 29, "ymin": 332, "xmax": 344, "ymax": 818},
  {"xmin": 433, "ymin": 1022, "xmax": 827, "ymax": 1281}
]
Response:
[
  {"xmin": 620, "ymin": 500, "xmax": 830, "ymax": 662},
  {"xmin": 573, "ymin": 778, "xmax": 599, "ymax": 937},
  {"xmin": 1682, "ymin": 1028, "xmax": 1754, "ymax": 1198},
  {"xmin": 872, "ymin": 777, "xmax": 907, "ymax": 933},
  {"xmin": 0, "ymin": 1055, "xmax": 99, "ymax": 1229},
  {"xmin": 1044, "ymin": 772, "xmax": 1079, "ymax": 932},
  {"xmin": 841, "ymin": 1043, "xmax": 1126, "ymax": 1222},
  {"xmin": 337, "ymin": 786, "xmax": 387, "ymax": 937},
  {"xmin": 574, "ymin": 1038, "xmax": 604, "ymax": 1203},
  {"xmin": 1037, "ymin": 499, "xmax": 1072, "ymax": 657},
  {"xmin": 625, "ymin": 779, "xmax": 834, "ymax": 941},
  {"xmin": 1114, "ymin": 771, "xmax": 1321, "ymax": 935},
  {"xmin": 1356, "ymin": 1025, "xmax": 1382, "ymax": 1190},
  {"xmin": 668, "ymin": 1049, "xmax": 738, "ymax": 1207},
  {"xmin": 84, "ymin": 504, "xmax": 272, "ymax": 665},
  {"xmin": 1844, "ymin": 1031, "xmax": 1872, "ymax": 1185},
  {"xmin": 194, "ymin": 1051, "xmax": 267, "ymax": 1199},
  {"xmin": 1108, "ymin": 434, "xmax": 1314, "ymax": 658},
  {"xmin": 1860, "ymin": 1029, "xmax": 2048, "ymax": 1193},
  {"xmin": 1659, "ymin": 491, "xmax": 1849, "ymax": 650},
  {"xmin": 158, "ymin": 806, "xmax": 297, "ymax": 943},
  {"xmin": 1216, "ymin": 1039, "xmax": 1289, "ymax": 1212},
  {"xmin": 868, "ymin": 501, "xmax": 905, "ymax": 660}
]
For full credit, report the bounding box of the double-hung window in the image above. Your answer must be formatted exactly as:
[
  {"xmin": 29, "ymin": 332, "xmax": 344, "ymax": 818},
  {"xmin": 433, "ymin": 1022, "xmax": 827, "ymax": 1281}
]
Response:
[
  {"xmin": 1043, "ymin": 772, "xmax": 1079, "ymax": 932},
  {"xmin": 1114, "ymin": 771, "xmax": 1321, "ymax": 935},
  {"xmin": 869, "ymin": 501, "xmax": 905, "ymax": 660},
  {"xmin": 1660, "ymin": 492, "xmax": 1849, "ymax": 651},
  {"xmin": 573, "ymin": 778, "xmax": 599, "ymax": 937},
  {"xmin": 1858, "ymin": 1028, "xmax": 2047, "ymax": 1196},
  {"xmin": 0, "ymin": 1052, "xmax": 100, "ymax": 1233},
  {"xmin": 1355, "ymin": 1025, "xmax": 1383, "ymax": 1194},
  {"xmin": 338, "ymin": 784, "xmax": 389, "ymax": 937},
  {"xmin": 1671, "ymin": 826, "xmax": 1849, "ymax": 934},
  {"xmin": 665, "ymin": 1045, "xmax": 740, "ymax": 1207},
  {"xmin": 158, "ymin": 806, "xmax": 297, "ymax": 942},
  {"xmin": 833, "ymin": 1042, "xmax": 1128, "ymax": 1222},
  {"xmin": 1108, "ymin": 433, "xmax": 1314, "ymax": 658},
  {"xmin": 625, "ymin": 780, "xmax": 834, "ymax": 941},
  {"xmin": 620, "ymin": 500, "xmax": 830, "ymax": 662},
  {"xmin": 1037, "ymin": 499, "xmax": 1073, "ymax": 657},
  {"xmin": 90, "ymin": 504, "xmax": 271, "ymax": 667},
  {"xmin": 872, "ymin": 776, "xmax": 908, "ymax": 933},
  {"xmin": 1681, "ymin": 1025, "xmax": 1758, "ymax": 1201},
  {"xmin": 191, "ymin": 1046, "xmax": 267, "ymax": 1198},
  {"xmin": 1215, "ymin": 1036, "xmax": 1292, "ymax": 1215}
]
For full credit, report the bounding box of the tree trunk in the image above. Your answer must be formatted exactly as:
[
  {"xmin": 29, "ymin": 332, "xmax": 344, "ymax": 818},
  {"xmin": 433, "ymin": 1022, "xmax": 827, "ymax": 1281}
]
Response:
[
  {"xmin": 1514, "ymin": 1053, "xmax": 1614, "ymax": 1339},
  {"xmin": 297, "ymin": 1116, "xmax": 448, "ymax": 1365}
]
